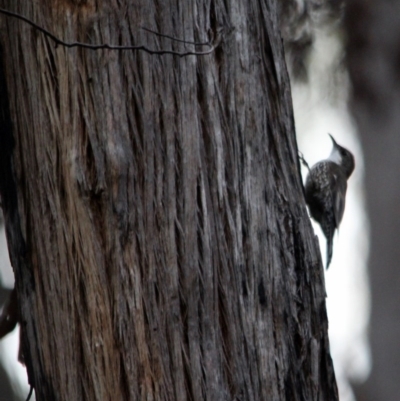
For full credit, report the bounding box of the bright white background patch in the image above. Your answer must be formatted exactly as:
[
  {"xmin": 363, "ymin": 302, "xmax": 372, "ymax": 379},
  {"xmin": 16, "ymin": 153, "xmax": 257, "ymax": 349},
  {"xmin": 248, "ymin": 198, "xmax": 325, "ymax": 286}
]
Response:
[{"xmin": 328, "ymin": 145, "xmax": 343, "ymax": 165}]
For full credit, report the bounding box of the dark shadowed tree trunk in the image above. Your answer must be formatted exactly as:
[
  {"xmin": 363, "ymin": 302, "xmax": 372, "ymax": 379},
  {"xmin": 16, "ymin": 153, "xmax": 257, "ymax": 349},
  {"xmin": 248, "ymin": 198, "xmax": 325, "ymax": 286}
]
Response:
[{"xmin": 0, "ymin": 1, "xmax": 337, "ymax": 400}]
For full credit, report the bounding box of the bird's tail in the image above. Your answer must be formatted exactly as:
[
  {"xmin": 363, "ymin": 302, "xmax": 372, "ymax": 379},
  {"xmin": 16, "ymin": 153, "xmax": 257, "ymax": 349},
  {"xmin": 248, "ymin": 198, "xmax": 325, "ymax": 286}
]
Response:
[
  {"xmin": 326, "ymin": 234, "xmax": 333, "ymax": 269},
  {"xmin": 321, "ymin": 215, "xmax": 335, "ymax": 269}
]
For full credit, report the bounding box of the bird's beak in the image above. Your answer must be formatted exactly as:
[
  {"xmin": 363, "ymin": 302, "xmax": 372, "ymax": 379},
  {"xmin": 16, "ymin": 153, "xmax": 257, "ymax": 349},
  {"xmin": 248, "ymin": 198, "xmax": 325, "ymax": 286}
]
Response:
[{"xmin": 328, "ymin": 133, "xmax": 338, "ymax": 147}]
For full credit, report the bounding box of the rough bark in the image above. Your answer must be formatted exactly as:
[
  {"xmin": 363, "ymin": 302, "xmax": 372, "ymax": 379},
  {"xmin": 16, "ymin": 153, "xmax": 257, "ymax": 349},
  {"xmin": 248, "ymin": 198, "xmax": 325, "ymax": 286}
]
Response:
[
  {"xmin": 0, "ymin": 1, "xmax": 337, "ymax": 400},
  {"xmin": 346, "ymin": 1, "xmax": 400, "ymax": 400}
]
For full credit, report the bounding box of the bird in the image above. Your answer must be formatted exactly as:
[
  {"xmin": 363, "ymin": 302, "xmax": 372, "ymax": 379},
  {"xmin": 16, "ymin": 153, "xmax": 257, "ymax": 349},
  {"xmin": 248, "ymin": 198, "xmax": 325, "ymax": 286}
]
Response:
[{"xmin": 304, "ymin": 134, "xmax": 355, "ymax": 268}]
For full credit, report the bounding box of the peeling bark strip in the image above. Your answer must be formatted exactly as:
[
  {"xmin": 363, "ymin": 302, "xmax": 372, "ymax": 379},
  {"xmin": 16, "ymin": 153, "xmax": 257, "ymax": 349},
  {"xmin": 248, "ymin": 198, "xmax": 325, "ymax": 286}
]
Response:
[{"xmin": 0, "ymin": 1, "xmax": 337, "ymax": 400}]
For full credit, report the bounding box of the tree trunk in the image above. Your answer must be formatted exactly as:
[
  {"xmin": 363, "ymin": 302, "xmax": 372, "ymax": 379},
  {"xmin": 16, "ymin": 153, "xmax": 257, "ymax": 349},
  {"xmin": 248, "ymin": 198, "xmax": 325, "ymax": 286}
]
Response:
[{"xmin": 0, "ymin": 1, "xmax": 337, "ymax": 400}]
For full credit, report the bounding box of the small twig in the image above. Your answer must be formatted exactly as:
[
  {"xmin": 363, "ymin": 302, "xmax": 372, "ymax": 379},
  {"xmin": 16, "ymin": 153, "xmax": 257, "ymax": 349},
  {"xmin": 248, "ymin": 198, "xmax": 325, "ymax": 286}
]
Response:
[
  {"xmin": 25, "ymin": 386, "xmax": 34, "ymax": 401},
  {"xmin": 0, "ymin": 8, "xmax": 222, "ymax": 57},
  {"xmin": 140, "ymin": 26, "xmax": 210, "ymax": 46},
  {"xmin": 298, "ymin": 151, "xmax": 311, "ymax": 171}
]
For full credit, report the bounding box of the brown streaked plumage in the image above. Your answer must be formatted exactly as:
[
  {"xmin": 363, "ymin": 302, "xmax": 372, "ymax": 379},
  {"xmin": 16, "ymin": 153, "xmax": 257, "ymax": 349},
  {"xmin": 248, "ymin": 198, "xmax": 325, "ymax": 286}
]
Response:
[{"xmin": 304, "ymin": 134, "xmax": 355, "ymax": 268}]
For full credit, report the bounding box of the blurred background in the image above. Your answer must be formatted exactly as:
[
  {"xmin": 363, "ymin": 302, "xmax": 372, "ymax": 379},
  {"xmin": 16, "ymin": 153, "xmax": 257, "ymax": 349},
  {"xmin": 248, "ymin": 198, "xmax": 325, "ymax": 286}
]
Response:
[
  {"xmin": 0, "ymin": 0, "xmax": 399, "ymax": 400},
  {"xmin": 293, "ymin": 0, "xmax": 400, "ymax": 399},
  {"xmin": 345, "ymin": 1, "xmax": 400, "ymax": 400}
]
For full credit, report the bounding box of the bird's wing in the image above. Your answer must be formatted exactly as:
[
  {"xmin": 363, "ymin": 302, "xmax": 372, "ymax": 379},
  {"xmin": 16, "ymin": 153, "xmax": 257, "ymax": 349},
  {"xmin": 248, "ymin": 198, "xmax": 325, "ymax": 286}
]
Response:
[{"xmin": 331, "ymin": 170, "xmax": 347, "ymax": 228}]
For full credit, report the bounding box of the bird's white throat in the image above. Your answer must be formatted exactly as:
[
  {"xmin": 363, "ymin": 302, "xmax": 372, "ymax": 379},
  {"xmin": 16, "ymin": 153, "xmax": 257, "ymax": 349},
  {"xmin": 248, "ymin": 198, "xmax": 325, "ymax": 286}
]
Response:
[{"xmin": 328, "ymin": 147, "xmax": 342, "ymax": 165}]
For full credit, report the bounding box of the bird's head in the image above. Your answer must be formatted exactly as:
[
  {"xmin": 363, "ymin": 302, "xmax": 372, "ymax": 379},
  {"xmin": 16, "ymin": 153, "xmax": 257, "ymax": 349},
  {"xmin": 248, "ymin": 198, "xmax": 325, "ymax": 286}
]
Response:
[{"xmin": 328, "ymin": 134, "xmax": 355, "ymax": 178}]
